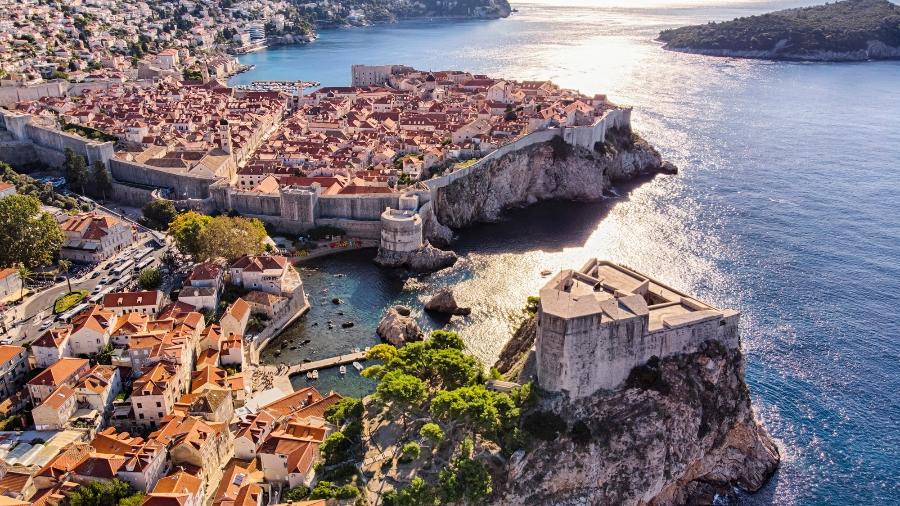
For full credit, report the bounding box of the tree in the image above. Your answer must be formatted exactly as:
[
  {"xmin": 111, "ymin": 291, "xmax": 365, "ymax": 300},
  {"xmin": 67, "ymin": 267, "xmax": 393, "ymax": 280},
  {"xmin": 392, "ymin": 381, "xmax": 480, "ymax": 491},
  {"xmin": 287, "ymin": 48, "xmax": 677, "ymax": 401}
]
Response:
[
  {"xmin": 138, "ymin": 267, "xmax": 161, "ymax": 289},
  {"xmin": 319, "ymin": 431, "xmax": 351, "ymax": 464},
  {"xmin": 63, "ymin": 148, "xmax": 89, "ymax": 195},
  {"xmin": 58, "ymin": 259, "xmax": 72, "ymax": 293},
  {"xmin": 67, "ymin": 478, "xmax": 142, "ymax": 506},
  {"xmin": 16, "ymin": 265, "xmax": 31, "ymax": 300},
  {"xmin": 375, "ymin": 371, "xmax": 427, "ymax": 429},
  {"xmin": 0, "ymin": 195, "xmax": 64, "ymax": 268},
  {"xmin": 142, "ymin": 200, "xmax": 178, "ymax": 230},
  {"xmin": 91, "ymin": 160, "xmax": 112, "ymax": 200},
  {"xmin": 168, "ymin": 211, "xmax": 211, "ymax": 259},
  {"xmin": 439, "ymin": 455, "xmax": 493, "ymax": 504},
  {"xmin": 419, "ymin": 423, "xmax": 444, "ymax": 447},
  {"xmin": 196, "ymin": 215, "xmax": 268, "ymax": 261},
  {"xmin": 283, "ymin": 485, "xmax": 310, "ymax": 501},
  {"xmin": 383, "ymin": 476, "xmax": 438, "ymax": 506},
  {"xmin": 431, "ymin": 385, "xmax": 519, "ymax": 443},
  {"xmin": 324, "ymin": 397, "xmax": 364, "ymax": 426},
  {"xmin": 400, "ymin": 441, "xmax": 421, "ymax": 462}
]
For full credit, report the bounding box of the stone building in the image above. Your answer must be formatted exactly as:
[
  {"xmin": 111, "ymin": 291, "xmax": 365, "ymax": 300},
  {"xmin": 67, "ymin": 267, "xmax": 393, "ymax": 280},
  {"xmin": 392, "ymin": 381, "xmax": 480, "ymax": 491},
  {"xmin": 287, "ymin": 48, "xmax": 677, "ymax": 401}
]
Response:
[{"xmin": 536, "ymin": 259, "xmax": 740, "ymax": 398}]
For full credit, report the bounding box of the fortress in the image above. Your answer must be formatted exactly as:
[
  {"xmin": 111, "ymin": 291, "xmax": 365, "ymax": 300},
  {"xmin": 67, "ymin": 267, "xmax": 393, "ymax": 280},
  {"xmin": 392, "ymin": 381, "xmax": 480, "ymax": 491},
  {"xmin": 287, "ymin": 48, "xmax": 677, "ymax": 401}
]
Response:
[{"xmin": 536, "ymin": 259, "xmax": 740, "ymax": 398}]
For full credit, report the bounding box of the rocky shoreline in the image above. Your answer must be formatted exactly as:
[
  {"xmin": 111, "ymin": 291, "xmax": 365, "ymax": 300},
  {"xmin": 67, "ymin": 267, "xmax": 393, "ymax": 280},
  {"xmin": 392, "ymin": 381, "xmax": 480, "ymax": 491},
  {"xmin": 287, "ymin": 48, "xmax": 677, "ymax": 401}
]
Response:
[{"xmin": 661, "ymin": 40, "xmax": 900, "ymax": 61}]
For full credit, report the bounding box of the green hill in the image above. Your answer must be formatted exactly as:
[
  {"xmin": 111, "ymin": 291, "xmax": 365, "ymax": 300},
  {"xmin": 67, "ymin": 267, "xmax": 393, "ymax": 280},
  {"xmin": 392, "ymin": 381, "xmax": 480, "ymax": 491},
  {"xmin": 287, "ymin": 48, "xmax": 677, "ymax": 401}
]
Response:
[{"xmin": 658, "ymin": 0, "xmax": 900, "ymax": 60}]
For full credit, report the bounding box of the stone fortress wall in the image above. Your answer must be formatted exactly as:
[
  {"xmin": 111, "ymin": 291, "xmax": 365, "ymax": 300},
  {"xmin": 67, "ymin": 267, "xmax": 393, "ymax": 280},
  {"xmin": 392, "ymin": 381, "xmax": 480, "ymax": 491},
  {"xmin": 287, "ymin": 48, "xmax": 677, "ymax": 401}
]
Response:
[
  {"xmin": 536, "ymin": 259, "xmax": 740, "ymax": 399},
  {"xmin": 0, "ymin": 94, "xmax": 631, "ymax": 247},
  {"xmin": 0, "ymin": 108, "xmax": 114, "ymax": 169}
]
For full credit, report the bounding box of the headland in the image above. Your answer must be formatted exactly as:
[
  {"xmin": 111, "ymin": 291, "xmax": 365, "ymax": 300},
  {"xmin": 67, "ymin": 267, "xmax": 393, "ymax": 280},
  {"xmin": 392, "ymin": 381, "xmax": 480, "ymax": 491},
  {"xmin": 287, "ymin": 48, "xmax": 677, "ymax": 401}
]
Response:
[{"xmin": 659, "ymin": 0, "xmax": 900, "ymax": 61}]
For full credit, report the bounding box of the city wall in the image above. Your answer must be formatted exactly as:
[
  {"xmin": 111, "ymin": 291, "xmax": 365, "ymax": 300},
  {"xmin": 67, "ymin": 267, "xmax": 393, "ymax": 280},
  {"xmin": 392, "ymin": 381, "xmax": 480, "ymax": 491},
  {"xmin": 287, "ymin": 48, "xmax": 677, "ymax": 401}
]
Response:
[
  {"xmin": 0, "ymin": 81, "xmax": 67, "ymax": 107},
  {"xmin": 109, "ymin": 158, "xmax": 216, "ymax": 200},
  {"xmin": 0, "ymin": 109, "xmax": 114, "ymax": 169}
]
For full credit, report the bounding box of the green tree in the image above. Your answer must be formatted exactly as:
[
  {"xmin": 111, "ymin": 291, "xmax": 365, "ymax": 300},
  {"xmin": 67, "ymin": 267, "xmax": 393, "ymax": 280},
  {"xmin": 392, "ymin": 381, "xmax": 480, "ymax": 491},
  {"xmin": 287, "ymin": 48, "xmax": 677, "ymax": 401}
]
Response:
[
  {"xmin": 67, "ymin": 478, "xmax": 142, "ymax": 506},
  {"xmin": 91, "ymin": 160, "xmax": 112, "ymax": 200},
  {"xmin": 138, "ymin": 267, "xmax": 161, "ymax": 289},
  {"xmin": 282, "ymin": 485, "xmax": 310, "ymax": 501},
  {"xmin": 319, "ymin": 431, "xmax": 351, "ymax": 464},
  {"xmin": 16, "ymin": 265, "xmax": 31, "ymax": 300},
  {"xmin": 439, "ymin": 455, "xmax": 493, "ymax": 504},
  {"xmin": 197, "ymin": 215, "xmax": 268, "ymax": 261},
  {"xmin": 58, "ymin": 259, "xmax": 72, "ymax": 293},
  {"xmin": 383, "ymin": 476, "xmax": 438, "ymax": 506},
  {"xmin": 419, "ymin": 422, "xmax": 444, "ymax": 447},
  {"xmin": 168, "ymin": 211, "xmax": 211, "ymax": 259},
  {"xmin": 63, "ymin": 148, "xmax": 89, "ymax": 195},
  {"xmin": 324, "ymin": 397, "xmax": 364, "ymax": 426},
  {"xmin": 431, "ymin": 385, "xmax": 519, "ymax": 443},
  {"xmin": 0, "ymin": 194, "xmax": 64, "ymax": 268},
  {"xmin": 375, "ymin": 371, "xmax": 427, "ymax": 429},
  {"xmin": 400, "ymin": 441, "xmax": 421, "ymax": 462},
  {"xmin": 142, "ymin": 200, "xmax": 178, "ymax": 230}
]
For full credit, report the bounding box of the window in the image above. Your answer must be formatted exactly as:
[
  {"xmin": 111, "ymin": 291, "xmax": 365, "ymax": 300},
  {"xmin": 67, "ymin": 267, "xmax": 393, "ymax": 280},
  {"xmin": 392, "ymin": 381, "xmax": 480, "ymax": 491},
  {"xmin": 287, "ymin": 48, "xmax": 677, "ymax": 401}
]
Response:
[
  {"xmin": 139, "ymin": 413, "xmax": 144, "ymax": 419},
  {"xmin": 158, "ymin": 412, "xmax": 163, "ymax": 418},
  {"xmin": 137, "ymin": 403, "xmax": 142, "ymax": 408},
  {"xmin": 156, "ymin": 402, "xmax": 161, "ymax": 407}
]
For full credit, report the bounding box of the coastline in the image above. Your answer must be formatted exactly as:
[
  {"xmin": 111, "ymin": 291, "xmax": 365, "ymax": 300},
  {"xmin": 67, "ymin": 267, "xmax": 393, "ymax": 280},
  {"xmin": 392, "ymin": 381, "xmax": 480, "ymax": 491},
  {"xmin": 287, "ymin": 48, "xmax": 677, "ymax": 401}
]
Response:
[{"xmin": 660, "ymin": 42, "xmax": 900, "ymax": 62}]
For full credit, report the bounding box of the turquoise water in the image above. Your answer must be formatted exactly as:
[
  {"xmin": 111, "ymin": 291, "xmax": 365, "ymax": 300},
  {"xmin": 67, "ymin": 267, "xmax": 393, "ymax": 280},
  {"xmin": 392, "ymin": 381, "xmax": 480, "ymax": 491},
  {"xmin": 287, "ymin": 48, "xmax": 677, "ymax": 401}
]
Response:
[{"xmin": 238, "ymin": 1, "xmax": 900, "ymax": 503}]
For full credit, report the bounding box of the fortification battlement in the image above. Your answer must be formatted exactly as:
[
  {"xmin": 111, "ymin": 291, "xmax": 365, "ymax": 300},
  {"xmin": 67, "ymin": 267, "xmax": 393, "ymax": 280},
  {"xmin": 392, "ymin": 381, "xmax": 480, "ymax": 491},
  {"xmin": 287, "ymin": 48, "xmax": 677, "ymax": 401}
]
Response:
[{"xmin": 536, "ymin": 260, "xmax": 740, "ymax": 398}]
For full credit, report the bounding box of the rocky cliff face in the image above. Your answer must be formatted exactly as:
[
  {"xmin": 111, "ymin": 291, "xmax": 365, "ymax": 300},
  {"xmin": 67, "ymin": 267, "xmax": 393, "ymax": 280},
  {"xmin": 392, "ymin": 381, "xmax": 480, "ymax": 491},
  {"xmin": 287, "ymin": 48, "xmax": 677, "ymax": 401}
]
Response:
[
  {"xmin": 493, "ymin": 340, "xmax": 779, "ymax": 505},
  {"xmin": 432, "ymin": 130, "xmax": 672, "ymax": 231}
]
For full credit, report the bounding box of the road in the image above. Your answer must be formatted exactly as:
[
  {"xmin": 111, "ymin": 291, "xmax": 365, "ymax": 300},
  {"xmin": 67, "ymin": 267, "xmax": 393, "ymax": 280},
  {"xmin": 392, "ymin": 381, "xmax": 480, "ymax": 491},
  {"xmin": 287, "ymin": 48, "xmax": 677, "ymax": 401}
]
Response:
[{"xmin": 3, "ymin": 233, "xmax": 170, "ymax": 345}]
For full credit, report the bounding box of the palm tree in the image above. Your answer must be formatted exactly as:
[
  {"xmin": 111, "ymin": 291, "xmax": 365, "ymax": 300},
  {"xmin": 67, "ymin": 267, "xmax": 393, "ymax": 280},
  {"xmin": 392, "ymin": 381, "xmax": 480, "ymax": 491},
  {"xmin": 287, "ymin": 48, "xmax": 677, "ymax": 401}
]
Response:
[
  {"xmin": 58, "ymin": 259, "xmax": 73, "ymax": 293},
  {"xmin": 16, "ymin": 265, "xmax": 31, "ymax": 300}
]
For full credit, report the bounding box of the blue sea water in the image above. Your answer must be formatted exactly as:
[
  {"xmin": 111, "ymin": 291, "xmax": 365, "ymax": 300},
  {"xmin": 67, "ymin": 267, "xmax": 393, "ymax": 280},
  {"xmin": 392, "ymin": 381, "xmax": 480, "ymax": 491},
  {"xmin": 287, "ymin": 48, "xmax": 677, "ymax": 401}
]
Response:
[{"xmin": 233, "ymin": 1, "xmax": 900, "ymax": 503}]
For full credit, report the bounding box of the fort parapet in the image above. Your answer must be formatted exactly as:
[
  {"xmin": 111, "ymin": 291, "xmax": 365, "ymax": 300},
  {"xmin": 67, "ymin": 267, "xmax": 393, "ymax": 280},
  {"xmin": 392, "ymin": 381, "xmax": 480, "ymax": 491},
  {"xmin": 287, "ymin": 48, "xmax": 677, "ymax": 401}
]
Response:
[{"xmin": 537, "ymin": 259, "xmax": 739, "ymax": 398}]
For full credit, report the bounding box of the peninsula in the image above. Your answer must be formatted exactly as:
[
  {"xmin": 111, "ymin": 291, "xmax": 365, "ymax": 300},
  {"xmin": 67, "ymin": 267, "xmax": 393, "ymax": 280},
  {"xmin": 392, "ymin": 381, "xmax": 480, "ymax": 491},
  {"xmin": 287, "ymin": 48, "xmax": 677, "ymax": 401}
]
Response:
[{"xmin": 658, "ymin": 0, "xmax": 900, "ymax": 61}]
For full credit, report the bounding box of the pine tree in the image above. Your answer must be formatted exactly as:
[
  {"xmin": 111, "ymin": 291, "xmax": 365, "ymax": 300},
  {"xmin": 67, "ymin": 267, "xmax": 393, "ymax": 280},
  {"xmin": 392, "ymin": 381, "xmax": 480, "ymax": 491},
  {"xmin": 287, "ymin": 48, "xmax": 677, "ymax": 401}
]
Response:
[{"xmin": 91, "ymin": 160, "xmax": 112, "ymax": 200}]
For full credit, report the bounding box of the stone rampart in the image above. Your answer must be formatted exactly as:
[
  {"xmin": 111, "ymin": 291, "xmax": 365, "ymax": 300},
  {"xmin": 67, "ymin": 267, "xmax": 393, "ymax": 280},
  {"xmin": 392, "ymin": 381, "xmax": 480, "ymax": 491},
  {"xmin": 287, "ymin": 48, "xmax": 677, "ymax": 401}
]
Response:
[
  {"xmin": 109, "ymin": 158, "xmax": 217, "ymax": 199},
  {"xmin": 110, "ymin": 181, "xmax": 157, "ymax": 207},
  {"xmin": 0, "ymin": 140, "xmax": 38, "ymax": 168},
  {"xmin": 317, "ymin": 194, "xmax": 400, "ymax": 221},
  {"xmin": 0, "ymin": 81, "xmax": 68, "ymax": 107}
]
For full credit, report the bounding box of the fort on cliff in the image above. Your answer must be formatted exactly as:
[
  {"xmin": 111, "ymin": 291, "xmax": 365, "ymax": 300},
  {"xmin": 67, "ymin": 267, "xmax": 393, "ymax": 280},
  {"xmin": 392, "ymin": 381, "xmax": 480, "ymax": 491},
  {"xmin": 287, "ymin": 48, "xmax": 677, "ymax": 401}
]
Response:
[{"xmin": 537, "ymin": 259, "xmax": 740, "ymax": 398}]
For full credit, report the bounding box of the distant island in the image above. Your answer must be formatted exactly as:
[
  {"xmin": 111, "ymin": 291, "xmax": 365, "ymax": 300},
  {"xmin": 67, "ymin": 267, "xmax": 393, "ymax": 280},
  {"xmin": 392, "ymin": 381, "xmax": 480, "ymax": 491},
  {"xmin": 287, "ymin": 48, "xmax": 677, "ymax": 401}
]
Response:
[{"xmin": 658, "ymin": 0, "xmax": 900, "ymax": 61}]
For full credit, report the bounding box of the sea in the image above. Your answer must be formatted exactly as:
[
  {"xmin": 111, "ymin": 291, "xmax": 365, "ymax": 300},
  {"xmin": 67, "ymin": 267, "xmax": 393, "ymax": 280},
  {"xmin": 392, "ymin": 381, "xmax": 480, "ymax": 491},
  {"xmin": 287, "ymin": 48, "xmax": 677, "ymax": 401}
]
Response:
[{"xmin": 229, "ymin": 1, "xmax": 900, "ymax": 503}]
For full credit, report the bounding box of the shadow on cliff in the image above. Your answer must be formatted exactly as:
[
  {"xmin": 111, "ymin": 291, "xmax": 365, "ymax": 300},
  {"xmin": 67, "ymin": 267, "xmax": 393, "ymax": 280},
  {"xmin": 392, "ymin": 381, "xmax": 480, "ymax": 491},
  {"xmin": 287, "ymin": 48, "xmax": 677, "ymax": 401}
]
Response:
[{"xmin": 449, "ymin": 175, "xmax": 659, "ymax": 256}]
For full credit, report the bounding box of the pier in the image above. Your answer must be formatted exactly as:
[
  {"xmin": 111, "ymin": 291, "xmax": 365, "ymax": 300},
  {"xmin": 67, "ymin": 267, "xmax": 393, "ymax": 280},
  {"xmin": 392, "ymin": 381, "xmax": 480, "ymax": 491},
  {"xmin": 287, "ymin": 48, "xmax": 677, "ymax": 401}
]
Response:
[{"xmin": 286, "ymin": 351, "xmax": 367, "ymax": 375}]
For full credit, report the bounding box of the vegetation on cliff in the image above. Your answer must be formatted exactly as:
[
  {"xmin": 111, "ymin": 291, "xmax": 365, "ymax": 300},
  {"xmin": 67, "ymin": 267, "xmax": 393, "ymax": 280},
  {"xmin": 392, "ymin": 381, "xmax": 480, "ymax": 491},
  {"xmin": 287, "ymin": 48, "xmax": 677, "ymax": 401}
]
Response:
[{"xmin": 659, "ymin": 0, "xmax": 900, "ymax": 59}]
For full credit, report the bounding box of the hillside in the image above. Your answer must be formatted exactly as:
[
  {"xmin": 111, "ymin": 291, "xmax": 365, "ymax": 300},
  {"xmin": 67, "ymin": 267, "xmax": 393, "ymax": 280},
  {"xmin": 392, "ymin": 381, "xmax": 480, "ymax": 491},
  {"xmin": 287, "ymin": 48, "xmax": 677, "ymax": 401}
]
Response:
[
  {"xmin": 658, "ymin": 0, "xmax": 900, "ymax": 61},
  {"xmin": 299, "ymin": 0, "xmax": 512, "ymax": 26}
]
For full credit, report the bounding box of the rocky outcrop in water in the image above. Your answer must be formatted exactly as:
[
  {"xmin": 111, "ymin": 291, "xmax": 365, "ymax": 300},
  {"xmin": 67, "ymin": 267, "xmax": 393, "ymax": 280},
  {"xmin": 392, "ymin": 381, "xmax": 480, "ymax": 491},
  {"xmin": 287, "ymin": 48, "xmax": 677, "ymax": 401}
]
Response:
[
  {"xmin": 373, "ymin": 242, "xmax": 458, "ymax": 273},
  {"xmin": 424, "ymin": 287, "xmax": 471, "ymax": 316},
  {"xmin": 431, "ymin": 129, "xmax": 673, "ymax": 231},
  {"xmin": 492, "ymin": 335, "xmax": 780, "ymax": 505},
  {"xmin": 376, "ymin": 305, "xmax": 424, "ymax": 346}
]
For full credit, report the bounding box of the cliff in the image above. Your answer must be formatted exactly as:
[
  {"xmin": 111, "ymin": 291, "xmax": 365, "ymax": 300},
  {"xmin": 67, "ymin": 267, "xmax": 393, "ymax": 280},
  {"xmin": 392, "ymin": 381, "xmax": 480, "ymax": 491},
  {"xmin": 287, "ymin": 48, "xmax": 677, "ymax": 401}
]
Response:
[
  {"xmin": 658, "ymin": 0, "xmax": 900, "ymax": 61},
  {"xmin": 493, "ymin": 338, "xmax": 780, "ymax": 505},
  {"xmin": 432, "ymin": 128, "xmax": 673, "ymax": 231}
]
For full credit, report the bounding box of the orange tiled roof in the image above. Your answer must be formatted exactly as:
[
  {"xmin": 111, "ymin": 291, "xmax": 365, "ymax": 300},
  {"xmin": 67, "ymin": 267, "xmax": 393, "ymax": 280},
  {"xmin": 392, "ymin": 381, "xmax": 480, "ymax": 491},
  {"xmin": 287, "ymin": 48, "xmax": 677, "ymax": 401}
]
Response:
[{"xmin": 28, "ymin": 357, "xmax": 89, "ymax": 387}]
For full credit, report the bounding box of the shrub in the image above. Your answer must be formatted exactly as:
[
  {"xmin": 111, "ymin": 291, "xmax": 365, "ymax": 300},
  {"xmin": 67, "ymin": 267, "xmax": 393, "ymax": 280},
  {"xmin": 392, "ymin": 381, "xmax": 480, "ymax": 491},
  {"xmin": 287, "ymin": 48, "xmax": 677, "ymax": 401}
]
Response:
[
  {"xmin": 54, "ymin": 290, "xmax": 88, "ymax": 313},
  {"xmin": 283, "ymin": 485, "xmax": 310, "ymax": 501},
  {"xmin": 138, "ymin": 267, "xmax": 161, "ymax": 289},
  {"xmin": 399, "ymin": 441, "xmax": 421, "ymax": 463},
  {"xmin": 419, "ymin": 422, "xmax": 444, "ymax": 446}
]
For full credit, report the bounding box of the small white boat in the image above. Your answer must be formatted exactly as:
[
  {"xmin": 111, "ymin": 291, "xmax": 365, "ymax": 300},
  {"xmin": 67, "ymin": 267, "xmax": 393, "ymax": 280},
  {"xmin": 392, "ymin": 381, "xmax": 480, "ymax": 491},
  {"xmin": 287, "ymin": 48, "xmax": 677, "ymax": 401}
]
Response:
[
  {"xmin": 352, "ymin": 347, "xmax": 361, "ymax": 353},
  {"xmin": 311, "ymin": 370, "xmax": 319, "ymax": 379},
  {"xmin": 339, "ymin": 365, "xmax": 347, "ymax": 375},
  {"xmin": 541, "ymin": 269, "xmax": 553, "ymax": 276},
  {"xmin": 306, "ymin": 371, "xmax": 313, "ymax": 379},
  {"xmin": 352, "ymin": 361, "xmax": 363, "ymax": 371}
]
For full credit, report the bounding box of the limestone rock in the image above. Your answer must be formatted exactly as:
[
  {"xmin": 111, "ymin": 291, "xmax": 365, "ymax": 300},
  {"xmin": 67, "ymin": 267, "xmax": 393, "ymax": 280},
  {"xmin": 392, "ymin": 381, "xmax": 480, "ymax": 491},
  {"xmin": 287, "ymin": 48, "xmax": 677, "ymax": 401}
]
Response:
[
  {"xmin": 491, "ymin": 341, "xmax": 780, "ymax": 505},
  {"xmin": 432, "ymin": 130, "xmax": 674, "ymax": 229},
  {"xmin": 424, "ymin": 287, "xmax": 471, "ymax": 316},
  {"xmin": 374, "ymin": 242, "xmax": 458, "ymax": 273},
  {"xmin": 376, "ymin": 306, "xmax": 423, "ymax": 346}
]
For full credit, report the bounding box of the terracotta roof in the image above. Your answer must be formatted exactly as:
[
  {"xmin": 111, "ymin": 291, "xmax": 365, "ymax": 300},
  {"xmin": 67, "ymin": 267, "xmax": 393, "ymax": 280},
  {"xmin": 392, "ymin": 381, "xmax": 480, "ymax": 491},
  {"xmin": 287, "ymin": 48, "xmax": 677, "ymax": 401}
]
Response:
[
  {"xmin": 224, "ymin": 298, "xmax": 250, "ymax": 322},
  {"xmin": 90, "ymin": 427, "xmax": 143, "ymax": 455},
  {"xmin": 152, "ymin": 470, "xmax": 202, "ymax": 495},
  {"xmin": 31, "ymin": 326, "xmax": 72, "ymax": 349},
  {"xmin": 71, "ymin": 304, "xmax": 116, "ymax": 334},
  {"xmin": 0, "ymin": 268, "xmax": 18, "ymax": 282},
  {"xmin": 0, "ymin": 470, "xmax": 33, "ymax": 499},
  {"xmin": 28, "ymin": 357, "xmax": 89, "ymax": 387},
  {"xmin": 186, "ymin": 262, "xmax": 222, "ymax": 283},
  {"xmin": 259, "ymin": 387, "xmax": 326, "ymax": 419},
  {"xmin": 40, "ymin": 384, "xmax": 75, "ymax": 409},
  {"xmin": 73, "ymin": 453, "xmax": 125, "ymax": 479},
  {"xmin": 0, "ymin": 345, "xmax": 25, "ymax": 364},
  {"xmin": 36, "ymin": 443, "xmax": 92, "ymax": 479},
  {"xmin": 102, "ymin": 290, "xmax": 162, "ymax": 309},
  {"xmin": 230, "ymin": 255, "xmax": 288, "ymax": 273}
]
